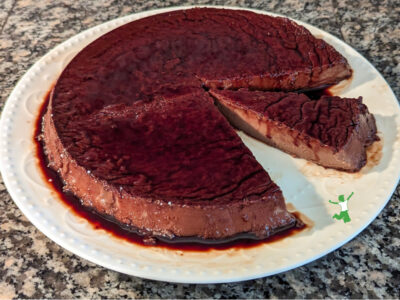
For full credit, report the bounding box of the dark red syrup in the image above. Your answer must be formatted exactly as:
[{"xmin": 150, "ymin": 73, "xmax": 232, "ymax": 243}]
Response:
[
  {"xmin": 304, "ymin": 87, "xmax": 333, "ymax": 100},
  {"xmin": 34, "ymin": 91, "xmax": 308, "ymax": 252}
]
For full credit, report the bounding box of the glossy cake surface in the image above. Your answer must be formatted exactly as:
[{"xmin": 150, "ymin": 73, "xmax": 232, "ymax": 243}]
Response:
[
  {"xmin": 43, "ymin": 8, "xmax": 356, "ymax": 241},
  {"xmin": 44, "ymin": 88, "xmax": 297, "ymax": 239},
  {"xmin": 210, "ymin": 89, "xmax": 378, "ymax": 171}
]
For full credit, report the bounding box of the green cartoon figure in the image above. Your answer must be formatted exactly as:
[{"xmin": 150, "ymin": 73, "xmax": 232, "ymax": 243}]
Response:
[{"xmin": 329, "ymin": 192, "xmax": 354, "ymax": 223}]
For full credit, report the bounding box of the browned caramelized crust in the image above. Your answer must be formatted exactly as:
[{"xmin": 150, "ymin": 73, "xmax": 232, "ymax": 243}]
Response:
[
  {"xmin": 43, "ymin": 89, "xmax": 296, "ymax": 239},
  {"xmin": 53, "ymin": 7, "xmax": 351, "ymax": 108},
  {"xmin": 210, "ymin": 89, "xmax": 378, "ymax": 172},
  {"xmin": 43, "ymin": 8, "xmax": 356, "ymax": 241}
]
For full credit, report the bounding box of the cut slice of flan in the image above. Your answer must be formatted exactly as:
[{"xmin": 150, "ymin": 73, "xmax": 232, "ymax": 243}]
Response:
[
  {"xmin": 43, "ymin": 87, "xmax": 297, "ymax": 241},
  {"xmin": 210, "ymin": 89, "xmax": 378, "ymax": 172}
]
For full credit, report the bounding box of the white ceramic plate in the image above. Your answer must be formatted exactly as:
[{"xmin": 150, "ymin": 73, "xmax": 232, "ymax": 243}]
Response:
[{"xmin": 1, "ymin": 6, "xmax": 400, "ymax": 284}]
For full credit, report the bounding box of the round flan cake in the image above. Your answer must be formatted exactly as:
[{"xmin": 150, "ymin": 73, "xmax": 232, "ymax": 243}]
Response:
[{"xmin": 42, "ymin": 8, "xmax": 356, "ymax": 241}]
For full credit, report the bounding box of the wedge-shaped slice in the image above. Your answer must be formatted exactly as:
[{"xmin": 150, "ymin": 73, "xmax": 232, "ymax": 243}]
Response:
[
  {"xmin": 210, "ymin": 89, "xmax": 378, "ymax": 172},
  {"xmin": 43, "ymin": 88, "xmax": 297, "ymax": 240}
]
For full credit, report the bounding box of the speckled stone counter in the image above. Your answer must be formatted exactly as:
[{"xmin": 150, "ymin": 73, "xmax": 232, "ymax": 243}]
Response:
[{"xmin": 0, "ymin": 0, "xmax": 399, "ymax": 298}]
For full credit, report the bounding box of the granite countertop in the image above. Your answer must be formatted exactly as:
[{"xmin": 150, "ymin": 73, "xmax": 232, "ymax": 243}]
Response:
[{"xmin": 0, "ymin": 0, "xmax": 399, "ymax": 298}]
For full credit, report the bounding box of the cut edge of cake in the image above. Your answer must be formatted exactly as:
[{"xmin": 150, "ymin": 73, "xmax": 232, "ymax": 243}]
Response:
[
  {"xmin": 43, "ymin": 88, "xmax": 298, "ymax": 241},
  {"xmin": 210, "ymin": 89, "xmax": 378, "ymax": 172}
]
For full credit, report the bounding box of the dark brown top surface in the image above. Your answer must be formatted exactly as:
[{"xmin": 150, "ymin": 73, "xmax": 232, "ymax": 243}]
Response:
[
  {"xmin": 50, "ymin": 7, "xmax": 350, "ymax": 203},
  {"xmin": 211, "ymin": 89, "xmax": 366, "ymax": 150},
  {"xmin": 57, "ymin": 88, "xmax": 278, "ymax": 204},
  {"xmin": 52, "ymin": 7, "xmax": 350, "ymax": 116}
]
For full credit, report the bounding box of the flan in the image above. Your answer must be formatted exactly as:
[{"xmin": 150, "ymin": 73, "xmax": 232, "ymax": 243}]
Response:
[
  {"xmin": 210, "ymin": 89, "xmax": 378, "ymax": 172},
  {"xmin": 41, "ymin": 8, "xmax": 363, "ymax": 242}
]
